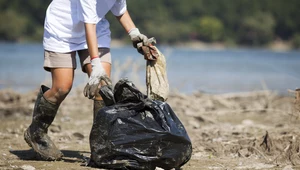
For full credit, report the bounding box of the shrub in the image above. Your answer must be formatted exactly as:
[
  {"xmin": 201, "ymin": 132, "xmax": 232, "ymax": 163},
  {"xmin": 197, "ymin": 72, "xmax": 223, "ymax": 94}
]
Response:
[
  {"xmin": 0, "ymin": 10, "xmax": 28, "ymax": 41},
  {"xmin": 238, "ymin": 12, "xmax": 275, "ymax": 46},
  {"xmin": 292, "ymin": 33, "xmax": 300, "ymax": 49},
  {"xmin": 193, "ymin": 16, "xmax": 224, "ymax": 42}
]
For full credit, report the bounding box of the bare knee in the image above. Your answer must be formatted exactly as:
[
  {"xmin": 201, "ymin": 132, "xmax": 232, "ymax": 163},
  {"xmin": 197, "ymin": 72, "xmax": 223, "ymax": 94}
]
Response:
[
  {"xmin": 45, "ymin": 86, "xmax": 72, "ymax": 104},
  {"xmin": 54, "ymin": 86, "xmax": 72, "ymax": 102},
  {"xmin": 57, "ymin": 86, "xmax": 71, "ymax": 97}
]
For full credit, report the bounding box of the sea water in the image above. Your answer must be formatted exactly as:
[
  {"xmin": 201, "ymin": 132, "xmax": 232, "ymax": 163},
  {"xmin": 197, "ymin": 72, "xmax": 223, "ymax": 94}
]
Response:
[{"xmin": 0, "ymin": 43, "xmax": 299, "ymax": 95}]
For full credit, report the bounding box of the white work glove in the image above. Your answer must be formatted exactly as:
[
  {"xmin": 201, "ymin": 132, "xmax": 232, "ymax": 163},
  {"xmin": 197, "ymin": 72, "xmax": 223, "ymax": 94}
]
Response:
[
  {"xmin": 128, "ymin": 28, "xmax": 148, "ymax": 55},
  {"xmin": 84, "ymin": 58, "xmax": 106, "ymax": 99}
]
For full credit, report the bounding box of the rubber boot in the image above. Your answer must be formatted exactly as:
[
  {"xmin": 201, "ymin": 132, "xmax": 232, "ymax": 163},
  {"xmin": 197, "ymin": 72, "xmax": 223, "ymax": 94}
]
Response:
[
  {"xmin": 93, "ymin": 76, "xmax": 110, "ymax": 121},
  {"xmin": 24, "ymin": 85, "xmax": 63, "ymax": 161},
  {"xmin": 93, "ymin": 100, "xmax": 105, "ymax": 121}
]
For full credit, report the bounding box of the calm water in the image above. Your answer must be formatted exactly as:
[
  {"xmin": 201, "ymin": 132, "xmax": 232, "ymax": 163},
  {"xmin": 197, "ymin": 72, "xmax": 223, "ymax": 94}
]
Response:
[{"xmin": 0, "ymin": 43, "xmax": 300, "ymax": 95}]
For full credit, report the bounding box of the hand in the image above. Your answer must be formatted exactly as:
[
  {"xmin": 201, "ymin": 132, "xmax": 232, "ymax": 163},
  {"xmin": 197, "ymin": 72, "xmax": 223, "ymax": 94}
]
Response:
[
  {"xmin": 84, "ymin": 58, "xmax": 106, "ymax": 99},
  {"xmin": 128, "ymin": 28, "xmax": 148, "ymax": 54}
]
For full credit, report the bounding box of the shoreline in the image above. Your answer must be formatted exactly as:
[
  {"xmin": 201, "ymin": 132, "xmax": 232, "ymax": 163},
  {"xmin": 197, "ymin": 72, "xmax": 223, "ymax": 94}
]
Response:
[
  {"xmin": 0, "ymin": 84, "xmax": 299, "ymax": 169},
  {"xmin": 0, "ymin": 39, "xmax": 298, "ymax": 52},
  {"xmin": 1, "ymin": 42, "xmax": 299, "ymax": 97},
  {"xmin": 0, "ymin": 84, "xmax": 295, "ymax": 97},
  {"xmin": 110, "ymin": 39, "xmax": 297, "ymax": 52}
]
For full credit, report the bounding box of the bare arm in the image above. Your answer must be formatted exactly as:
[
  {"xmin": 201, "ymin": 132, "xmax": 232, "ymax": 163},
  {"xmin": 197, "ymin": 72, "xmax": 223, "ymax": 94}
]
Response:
[
  {"xmin": 115, "ymin": 10, "xmax": 136, "ymax": 33},
  {"xmin": 115, "ymin": 10, "xmax": 148, "ymax": 56},
  {"xmin": 84, "ymin": 23, "xmax": 98, "ymax": 59},
  {"xmin": 83, "ymin": 23, "xmax": 107, "ymax": 99}
]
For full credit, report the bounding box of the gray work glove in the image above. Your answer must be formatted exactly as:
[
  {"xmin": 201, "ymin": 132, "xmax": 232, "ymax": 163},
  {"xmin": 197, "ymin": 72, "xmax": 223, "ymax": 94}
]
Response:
[
  {"xmin": 84, "ymin": 58, "xmax": 106, "ymax": 99},
  {"xmin": 128, "ymin": 28, "xmax": 148, "ymax": 55}
]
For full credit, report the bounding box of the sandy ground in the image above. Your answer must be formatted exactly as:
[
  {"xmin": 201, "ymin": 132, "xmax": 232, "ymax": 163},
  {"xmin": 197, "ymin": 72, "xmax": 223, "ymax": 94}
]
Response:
[{"xmin": 0, "ymin": 86, "xmax": 299, "ymax": 170}]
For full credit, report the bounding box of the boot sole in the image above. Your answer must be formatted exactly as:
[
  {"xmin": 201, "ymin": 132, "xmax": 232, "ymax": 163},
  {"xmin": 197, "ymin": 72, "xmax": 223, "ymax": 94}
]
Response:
[{"xmin": 24, "ymin": 128, "xmax": 63, "ymax": 161}]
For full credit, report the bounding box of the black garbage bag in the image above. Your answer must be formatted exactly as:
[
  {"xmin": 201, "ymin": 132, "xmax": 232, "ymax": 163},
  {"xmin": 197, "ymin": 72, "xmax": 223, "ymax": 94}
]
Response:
[{"xmin": 89, "ymin": 79, "xmax": 192, "ymax": 170}]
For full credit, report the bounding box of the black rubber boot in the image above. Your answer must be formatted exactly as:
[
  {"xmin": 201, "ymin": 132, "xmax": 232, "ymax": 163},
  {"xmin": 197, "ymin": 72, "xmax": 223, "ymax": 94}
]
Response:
[
  {"xmin": 93, "ymin": 100, "xmax": 105, "ymax": 121},
  {"xmin": 24, "ymin": 85, "xmax": 63, "ymax": 161},
  {"xmin": 93, "ymin": 76, "xmax": 111, "ymax": 121}
]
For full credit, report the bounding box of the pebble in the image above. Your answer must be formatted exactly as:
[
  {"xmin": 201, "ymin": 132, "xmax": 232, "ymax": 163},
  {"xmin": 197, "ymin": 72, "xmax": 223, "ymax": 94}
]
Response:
[
  {"xmin": 283, "ymin": 165, "xmax": 293, "ymax": 170},
  {"xmin": 21, "ymin": 165, "xmax": 35, "ymax": 170},
  {"xmin": 188, "ymin": 120, "xmax": 200, "ymax": 129},
  {"xmin": 242, "ymin": 119, "xmax": 254, "ymax": 126},
  {"xmin": 49, "ymin": 124, "xmax": 61, "ymax": 133},
  {"xmin": 61, "ymin": 116, "xmax": 71, "ymax": 122},
  {"xmin": 73, "ymin": 132, "xmax": 84, "ymax": 140}
]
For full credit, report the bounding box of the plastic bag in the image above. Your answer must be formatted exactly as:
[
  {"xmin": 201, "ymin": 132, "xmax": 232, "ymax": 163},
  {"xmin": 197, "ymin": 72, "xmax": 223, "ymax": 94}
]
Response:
[
  {"xmin": 89, "ymin": 79, "xmax": 192, "ymax": 170},
  {"xmin": 146, "ymin": 45, "xmax": 169, "ymax": 102},
  {"xmin": 139, "ymin": 37, "xmax": 169, "ymax": 101}
]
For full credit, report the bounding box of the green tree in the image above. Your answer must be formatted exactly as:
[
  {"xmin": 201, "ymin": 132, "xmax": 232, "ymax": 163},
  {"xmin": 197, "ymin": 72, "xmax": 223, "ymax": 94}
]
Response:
[
  {"xmin": 193, "ymin": 16, "xmax": 224, "ymax": 42},
  {"xmin": 292, "ymin": 33, "xmax": 300, "ymax": 49},
  {"xmin": 238, "ymin": 12, "xmax": 275, "ymax": 45},
  {"xmin": 0, "ymin": 10, "xmax": 29, "ymax": 41},
  {"xmin": 0, "ymin": 0, "xmax": 300, "ymax": 45}
]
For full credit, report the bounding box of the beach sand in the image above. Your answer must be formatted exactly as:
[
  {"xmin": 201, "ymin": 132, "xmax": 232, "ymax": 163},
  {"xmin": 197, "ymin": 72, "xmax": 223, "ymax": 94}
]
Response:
[{"xmin": 0, "ymin": 86, "xmax": 299, "ymax": 170}]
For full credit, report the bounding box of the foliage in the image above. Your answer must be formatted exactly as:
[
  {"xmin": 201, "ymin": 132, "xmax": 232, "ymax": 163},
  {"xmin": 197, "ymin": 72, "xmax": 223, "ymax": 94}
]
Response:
[
  {"xmin": 193, "ymin": 16, "xmax": 224, "ymax": 42},
  {"xmin": 238, "ymin": 12, "xmax": 275, "ymax": 45},
  {"xmin": 0, "ymin": 0, "xmax": 51, "ymax": 42},
  {"xmin": 292, "ymin": 33, "xmax": 300, "ymax": 49},
  {"xmin": 0, "ymin": 10, "xmax": 29, "ymax": 41},
  {"xmin": 0, "ymin": 0, "xmax": 299, "ymax": 48}
]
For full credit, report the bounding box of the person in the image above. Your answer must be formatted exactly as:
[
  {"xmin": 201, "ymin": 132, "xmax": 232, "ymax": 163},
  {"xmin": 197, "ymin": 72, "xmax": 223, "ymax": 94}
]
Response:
[{"xmin": 24, "ymin": 0, "xmax": 149, "ymax": 161}]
